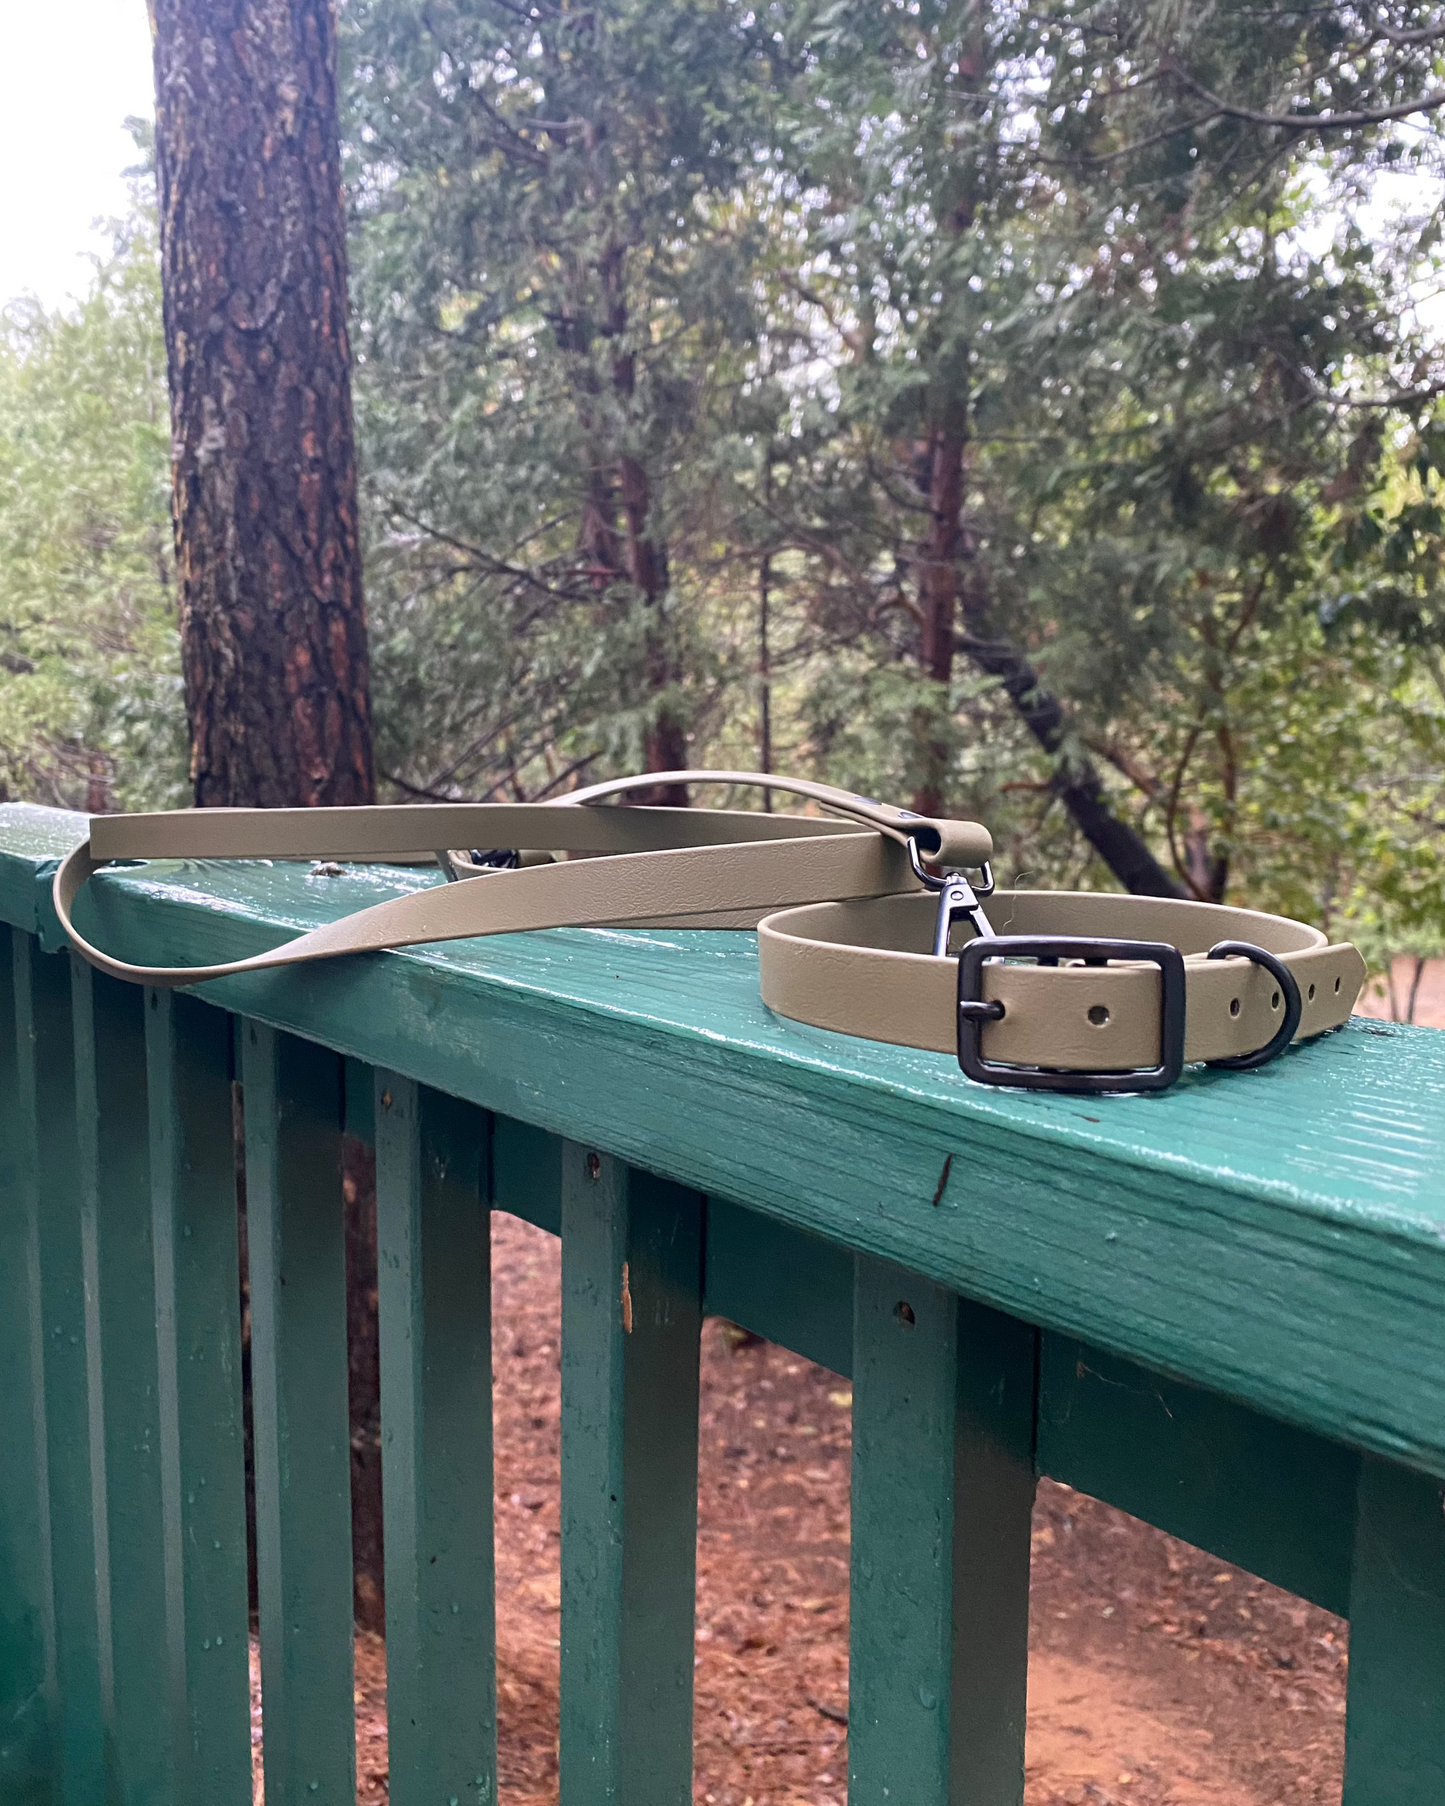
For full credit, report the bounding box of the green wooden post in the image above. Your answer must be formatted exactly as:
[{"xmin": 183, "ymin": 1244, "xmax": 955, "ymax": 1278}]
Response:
[
  {"xmin": 375, "ymin": 1074, "xmax": 497, "ymax": 1806},
  {"xmin": 849, "ymin": 1258, "xmax": 1037, "ymax": 1806},
  {"xmin": 1343, "ymin": 1455, "xmax": 1445, "ymax": 1803},
  {"xmin": 1037, "ymin": 1334, "xmax": 1358, "ymax": 1616},
  {"xmin": 492, "ymin": 1115, "xmax": 562, "ymax": 1236},
  {"xmin": 147, "ymin": 990, "xmax": 253, "ymax": 1805},
  {"xmin": 73, "ymin": 961, "xmax": 175, "ymax": 1804},
  {"xmin": 14, "ymin": 931, "xmax": 108, "ymax": 1803},
  {"xmin": 243, "ymin": 1022, "xmax": 356, "ymax": 1805},
  {"xmin": 0, "ymin": 931, "xmax": 55, "ymax": 1803},
  {"xmin": 558, "ymin": 1145, "xmax": 704, "ymax": 1806}
]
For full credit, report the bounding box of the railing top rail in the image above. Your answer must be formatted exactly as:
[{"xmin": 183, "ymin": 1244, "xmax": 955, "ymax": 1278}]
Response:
[{"xmin": 4, "ymin": 801, "xmax": 1443, "ymax": 1477}]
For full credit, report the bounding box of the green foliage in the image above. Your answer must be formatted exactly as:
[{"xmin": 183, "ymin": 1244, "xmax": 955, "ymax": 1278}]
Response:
[
  {"xmin": 335, "ymin": 0, "xmax": 1445, "ymax": 961},
  {"xmin": 4, "ymin": 0, "xmax": 1445, "ymax": 981},
  {"xmin": 0, "ymin": 196, "xmax": 184, "ymax": 810},
  {"xmin": 344, "ymin": 0, "xmax": 771, "ymax": 795}
]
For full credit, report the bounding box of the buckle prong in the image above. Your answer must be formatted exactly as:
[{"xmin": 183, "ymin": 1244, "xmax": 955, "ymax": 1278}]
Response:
[{"xmin": 957, "ymin": 935, "xmax": 1187, "ymax": 1094}]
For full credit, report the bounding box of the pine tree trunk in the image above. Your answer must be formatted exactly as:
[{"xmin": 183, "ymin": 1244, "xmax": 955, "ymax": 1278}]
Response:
[
  {"xmin": 912, "ymin": 428, "xmax": 965, "ymax": 820},
  {"xmin": 149, "ymin": 0, "xmax": 374, "ymax": 807},
  {"xmin": 956, "ymin": 610, "xmax": 1185, "ymax": 898},
  {"xmin": 911, "ymin": 431, "xmax": 1181, "ymax": 897}
]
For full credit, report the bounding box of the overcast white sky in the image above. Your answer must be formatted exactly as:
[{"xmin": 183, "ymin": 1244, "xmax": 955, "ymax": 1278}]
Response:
[
  {"xmin": 0, "ymin": 0, "xmax": 156, "ymax": 310},
  {"xmin": 2, "ymin": 0, "xmax": 1441, "ymax": 341}
]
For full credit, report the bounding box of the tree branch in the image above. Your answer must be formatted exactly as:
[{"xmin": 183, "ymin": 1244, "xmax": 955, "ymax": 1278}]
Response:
[
  {"xmin": 1170, "ymin": 63, "xmax": 1445, "ymax": 130},
  {"xmin": 1083, "ymin": 735, "xmax": 1164, "ymax": 800},
  {"xmin": 955, "ymin": 630, "xmax": 1185, "ymax": 897},
  {"xmin": 1358, "ymin": 10, "xmax": 1445, "ymax": 49}
]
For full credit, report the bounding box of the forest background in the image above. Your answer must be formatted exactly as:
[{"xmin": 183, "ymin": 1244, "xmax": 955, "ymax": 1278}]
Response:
[{"xmin": 4, "ymin": 0, "xmax": 1445, "ymax": 989}]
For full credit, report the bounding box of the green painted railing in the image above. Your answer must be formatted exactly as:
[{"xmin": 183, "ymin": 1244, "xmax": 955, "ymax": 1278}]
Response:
[{"xmin": 1, "ymin": 799, "xmax": 1443, "ymax": 1805}]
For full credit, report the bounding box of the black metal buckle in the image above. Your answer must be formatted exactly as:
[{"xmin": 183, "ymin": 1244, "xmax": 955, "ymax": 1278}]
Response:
[
  {"xmin": 1204, "ymin": 940, "xmax": 1302, "ymax": 1071},
  {"xmin": 957, "ymin": 935, "xmax": 1188, "ymax": 1094}
]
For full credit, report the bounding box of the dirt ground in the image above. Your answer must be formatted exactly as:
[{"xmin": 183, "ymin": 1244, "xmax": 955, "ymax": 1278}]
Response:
[
  {"xmin": 1355, "ymin": 954, "xmax": 1445, "ymax": 1027},
  {"xmin": 243, "ymin": 980, "xmax": 1441, "ymax": 1804},
  {"xmin": 250, "ymin": 1208, "xmax": 1349, "ymax": 1806}
]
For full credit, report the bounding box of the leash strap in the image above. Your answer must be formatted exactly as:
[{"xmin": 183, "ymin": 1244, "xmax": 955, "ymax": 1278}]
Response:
[{"xmin": 54, "ymin": 769, "xmax": 1364, "ymax": 1091}]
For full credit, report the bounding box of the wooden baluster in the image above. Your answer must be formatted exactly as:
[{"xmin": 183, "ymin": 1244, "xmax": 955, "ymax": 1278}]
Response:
[
  {"xmin": 848, "ymin": 1258, "xmax": 1036, "ymax": 1806},
  {"xmin": 72, "ymin": 961, "xmax": 175, "ymax": 1802},
  {"xmin": 147, "ymin": 989, "xmax": 253, "ymax": 1804},
  {"xmin": 492, "ymin": 1114, "xmax": 562, "ymax": 1235},
  {"xmin": 243, "ymin": 1022, "xmax": 356, "ymax": 1804},
  {"xmin": 1344, "ymin": 1454, "xmax": 1445, "ymax": 1803},
  {"xmin": 0, "ymin": 930, "xmax": 56, "ymax": 1797},
  {"xmin": 13, "ymin": 929, "xmax": 109, "ymax": 1800},
  {"xmin": 375, "ymin": 1075, "xmax": 497, "ymax": 1806},
  {"xmin": 558, "ymin": 1145, "xmax": 704, "ymax": 1806}
]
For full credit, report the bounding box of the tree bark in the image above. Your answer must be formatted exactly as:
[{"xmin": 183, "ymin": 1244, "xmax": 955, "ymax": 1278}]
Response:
[
  {"xmin": 912, "ymin": 428, "xmax": 965, "ymax": 819},
  {"xmin": 956, "ymin": 613, "xmax": 1185, "ymax": 897},
  {"xmin": 149, "ymin": 0, "xmax": 374, "ymax": 807},
  {"xmin": 618, "ymin": 446, "xmax": 689, "ymax": 802},
  {"xmin": 894, "ymin": 21, "xmax": 1178, "ymax": 894},
  {"xmin": 909, "ymin": 425, "xmax": 1180, "ymax": 895},
  {"xmin": 574, "ymin": 250, "xmax": 688, "ymax": 806}
]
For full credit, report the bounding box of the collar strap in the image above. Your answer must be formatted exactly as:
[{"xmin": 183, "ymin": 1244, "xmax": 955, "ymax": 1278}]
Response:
[
  {"xmin": 52, "ymin": 770, "xmax": 1363, "ymax": 1093},
  {"xmin": 759, "ymin": 891, "xmax": 1364, "ymax": 1090}
]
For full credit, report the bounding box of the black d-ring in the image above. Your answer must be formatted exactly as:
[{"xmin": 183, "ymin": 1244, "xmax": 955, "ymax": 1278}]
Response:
[{"xmin": 1205, "ymin": 940, "xmax": 1302, "ymax": 1071}]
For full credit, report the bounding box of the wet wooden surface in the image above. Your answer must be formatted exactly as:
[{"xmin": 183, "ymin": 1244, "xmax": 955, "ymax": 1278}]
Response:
[{"xmin": 4, "ymin": 805, "xmax": 1443, "ymax": 1482}]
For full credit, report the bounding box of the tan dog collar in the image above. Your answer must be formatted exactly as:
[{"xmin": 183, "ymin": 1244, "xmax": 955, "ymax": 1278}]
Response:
[{"xmin": 53, "ymin": 770, "xmax": 1364, "ymax": 1095}]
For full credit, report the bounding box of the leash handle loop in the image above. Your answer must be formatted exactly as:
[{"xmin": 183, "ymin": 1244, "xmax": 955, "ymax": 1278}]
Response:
[
  {"xmin": 46, "ymin": 770, "xmax": 1363, "ymax": 1094},
  {"xmin": 54, "ymin": 769, "xmax": 986, "ymax": 992}
]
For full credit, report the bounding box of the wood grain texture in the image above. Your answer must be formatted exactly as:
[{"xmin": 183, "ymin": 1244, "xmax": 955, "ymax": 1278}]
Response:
[
  {"xmin": 498, "ymin": 1146, "xmax": 1359, "ymax": 1614},
  {"xmin": 0, "ymin": 931, "xmax": 55, "ymax": 1802},
  {"xmin": 559, "ymin": 1147, "xmax": 703, "ymax": 1806},
  {"xmin": 7, "ymin": 819, "xmax": 1445, "ymax": 1481},
  {"xmin": 849, "ymin": 1260, "xmax": 1035, "ymax": 1804},
  {"xmin": 375, "ymin": 1075, "xmax": 496, "ymax": 1806},
  {"xmin": 242, "ymin": 1024, "xmax": 356, "ymax": 1805},
  {"xmin": 14, "ymin": 932, "xmax": 108, "ymax": 1802},
  {"xmin": 0, "ymin": 806, "xmax": 80, "ymax": 933},
  {"xmin": 72, "ymin": 964, "xmax": 173, "ymax": 1804},
  {"xmin": 14, "ymin": 814, "xmax": 1445, "ymax": 1799},
  {"xmin": 146, "ymin": 991, "xmax": 253, "ymax": 1805}
]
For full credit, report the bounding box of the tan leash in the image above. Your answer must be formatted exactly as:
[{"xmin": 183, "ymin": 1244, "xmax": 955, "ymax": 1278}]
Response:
[{"xmin": 54, "ymin": 769, "xmax": 1364, "ymax": 1094}]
